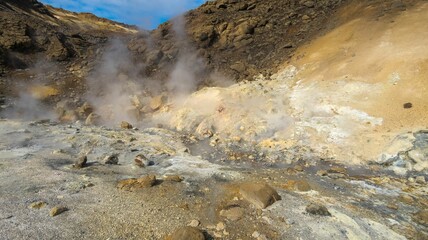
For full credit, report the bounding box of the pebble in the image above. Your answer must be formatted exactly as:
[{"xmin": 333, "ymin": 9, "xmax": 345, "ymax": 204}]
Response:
[
  {"xmin": 164, "ymin": 175, "xmax": 184, "ymax": 182},
  {"xmin": 188, "ymin": 219, "xmax": 200, "ymax": 227},
  {"xmin": 50, "ymin": 206, "xmax": 68, "ymax": 217},
  {"xmin": 73, "ymin": 155, "xmax": 87, "ymax": 169},
  {"xmin": 117, "ymin": 175, "xmax": 156, "ymax": 191},
  {"xmin": 29, "ymin": 201, "xmax": 47, "ymax": 209},
  {"xmin": 387, "ymin": 202, "xmax": 399, "ymax": 210},
  {"xmin": 220, "ymin": 206, "xmax": 245, "ymax": 221},
  {"xmin": 134, "ymin": 154, "xmax": 147, "ymax": 167},
  {"xmin": 120, "ymin": 121, "xmax": 133, "ymax": 129},
  {"xmin": 294, "ymin": 165, "xmax": 304, "ymax": 172},
  {"xmin": 252, "ymin": 231, "xmax": 260, "ymax": 238},
  {"xmin": 104, "ymin": 153, "xmax": 119, "ymax": 165},
  {"xmin": 305, "ymin": 203, "xmax": 331, "ymax": 216},
  {"xmin": 216, "ymin": 222, "xmax": 225, "ymax": 231}
]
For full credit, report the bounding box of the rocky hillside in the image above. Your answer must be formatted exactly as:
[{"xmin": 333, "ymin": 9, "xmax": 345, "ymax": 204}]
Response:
[
  {"xmin": 128, "ymin": 0, "xmax": 347, "ymax": 81},
  {"xmin": 0, "ymin": 0, "xmax": 351, "ymax": 101},
  {"xmin": 0, "ymin": 0, "xmax": 137, "ymax": 105}
]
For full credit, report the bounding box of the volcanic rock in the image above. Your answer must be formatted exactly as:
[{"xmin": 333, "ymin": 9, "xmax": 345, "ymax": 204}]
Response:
[
  {"xmin": 29, "ymin": 201, "xmax": 47, "ymax": 209},
  {"xmin": 188, "ymin": 219, "xmax": 200, "ymax": 227},
  {"xmin": 134, "ymin": 154, "xmax": 147, "ymax": 167},
  {"xmin": 220, "ymin": 206, "xmax": 245, "ymax": 221},
  {"xmin": 165, "ymin": 226, "xmax": 205, "ymax": 240},
  {"xmin": 120, "ymin": 121, "xmax": 133, "ymax": 129},
  {"xmin": 117, "ymin": 175, "xmax": 156, "ymax": 191},
  {"xmin": 104, "ymin": 153, "xmax": 119, "ymax": 165},
  {"xmin": 163, "ymin": 175, "xmax": 184, "ymax": 182},
  {"xmin": 282, "ymin": 180, "xmax": 312, "ymax": 192},
  {"xmin": 73, "ymin": 155, "xmax": 87, "ymax": 169},
  {"xmin": 306, "ymin": 203, "xmax": 331, "ymax": 216},
  {"xmin": 239, "ymin": 182, "xmax": 281, "ymax": 209},
  {"xmin": 50, "ymin": 206, "xmax": 68, "ymax": 217}
]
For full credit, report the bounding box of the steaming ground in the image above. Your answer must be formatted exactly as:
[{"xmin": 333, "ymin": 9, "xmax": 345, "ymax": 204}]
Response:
[
  {"xmin": 0, "ymin": 119, "xmax": 427, "ymax": 239},
  {"xmin": 149, "ymin": 1, "xmax": 428, "ymax": 175},
  {"xmin": 1, "ymin": 0, "xmax": 428, "ymax": 239}
]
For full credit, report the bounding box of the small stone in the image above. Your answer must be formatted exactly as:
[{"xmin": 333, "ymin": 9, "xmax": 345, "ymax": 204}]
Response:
[
  {"xmin": 117, "ymin": 175, "xmax": 156, "ymax": 191},
  {"xmin": 239, "ymin": 182, "xmax": 281, "ymax": 209},
  {"xmin": 328, "ymin": 166, "xmax": 347, "ymax": 174},
  {"xmin": 387, "ymin": 202, "xmax": 399, "ymax": 210},
  {"xmin": 164, "ymin": 175, "xmax": 184, "ymax": 182},
  {"xmin": 165, "ymin": 226, "xmax": 205, "ymax": 240},
  {"xmin": 413, "ymin": 210, "xmax": 428, "ymax": 227},
  {"xmin": 403, "ymin": 102, "xmax": 413, "ymax": 109},
  {"xmin": 29, "ymin": 201, "xmax": 47, "ymax": 209},
  {"xmin": 302, "ymin": 15, "xmax": 310, "ymax": 20},
  {"xmin": 252, "ymin": 231, "xmax": 261, "ymax": 238},
  {"xmin": 316, "ymin": 170, "xmax": 328, "ymax": 176},
  {"xmin": 50, "ymin": 206, "xmax": 68, "ymax": 217},
  {"xmin": 120, "ymin": 121, "xmax": 133, "ymax": 129},
  {"xmin": 188, "ymin": 219, "xmax": 200, "ymax": 227},
  {"xmin": 305, "ymin": 203, "xmax": 331, "ymax": 216},
  {"xmin": 415, "ymin": 176, "xmax": 426, "ymax": 184},
  {"xmin": 283, "ymin": 180, "xmax": 312, "ymax": 192},
  {"xmin": 216, "ymin": 222, "xmax": 226, "ymax": 231},
  {"xmin": 220, "ymin": 206, "xmax": 245, "ymax": 221},
  {"xmin": 150, "ymin": 95, "xmax": 167, "ymax": 111},
  {"xmin": 302, "ymin": 1, "xmax": 315, "ymax": 8},
  {"xmin": 73, "ymin": 155, "xmax": 87, "ymax": 169},
  {"xmin": 294, "ymin": 165, "xmax": 304, "ymax": 172},
  {"xmin": 134, "ymin": 154, "xmax": 147, "ymax": 167},
  {"xmin": 104, "ymin": 153, "xmax": 119, "ymax": 165}
]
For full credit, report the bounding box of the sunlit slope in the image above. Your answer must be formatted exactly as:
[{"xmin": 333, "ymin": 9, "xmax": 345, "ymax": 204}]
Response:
[{"xmin": 287, "ymin": 1, "xmax": 428, "ymax": 165}]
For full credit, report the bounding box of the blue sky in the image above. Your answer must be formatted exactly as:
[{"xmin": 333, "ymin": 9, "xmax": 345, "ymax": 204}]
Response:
[{"xmin": 40, "ymin": 0, "xmax": 207, "ymax": 29}]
